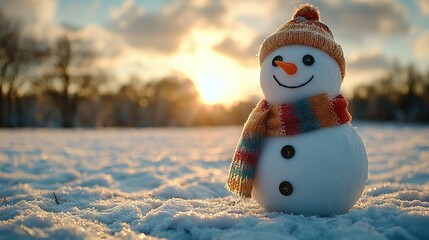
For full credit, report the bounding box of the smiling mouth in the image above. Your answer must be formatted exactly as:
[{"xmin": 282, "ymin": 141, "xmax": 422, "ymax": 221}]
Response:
[{"xmin": 273, "ymin": 75, "xmax": 314, "ymax": 89}]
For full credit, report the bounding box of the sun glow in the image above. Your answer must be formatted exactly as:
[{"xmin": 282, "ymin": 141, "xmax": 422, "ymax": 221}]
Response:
[
  {"xmin": 196, "ymin": 74, "xmax": 227, "ymax": 105},
  {"xmin": 172, "ymin": 30, "xmax": 260, "ymax": 105},
  {"xmin": 175, "ymin": 49, "xmax": 257, "ymax": 105}
]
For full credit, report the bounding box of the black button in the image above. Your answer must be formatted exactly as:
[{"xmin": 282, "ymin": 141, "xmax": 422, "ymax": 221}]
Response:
[
  {"xmin": 281, "ymin": 145, "xmax": 295, "ymax": 159},
  {"xmin": 279, "ymin": 181, "xmax": 293, "ymax": 196}
]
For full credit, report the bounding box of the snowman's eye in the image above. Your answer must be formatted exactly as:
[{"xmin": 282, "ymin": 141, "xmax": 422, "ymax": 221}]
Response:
[
  {"xmin": 302, "ymin": 54, "xmax": 314, "ymax": 66},
  {"xmin": 272, "ymin": 55, "xmax": 283, "ymax": 67}
]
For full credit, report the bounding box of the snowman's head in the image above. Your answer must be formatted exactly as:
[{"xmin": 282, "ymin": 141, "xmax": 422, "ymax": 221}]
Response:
[
  {"xmin": 258, "ymin": 4, "xmax": 346, "ymax": 105},
  {"xmin": 260, "ymin": 45, "xmax": 342, "ymax": 105}
]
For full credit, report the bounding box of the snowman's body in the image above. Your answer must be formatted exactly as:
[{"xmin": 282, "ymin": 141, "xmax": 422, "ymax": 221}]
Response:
[
  {"xmin": 251, "ymin": 44, "xmax": 368, "ymax": 215},
  {"xmin": 252, "ymin": 124, "xmax": 368, "ymax": 216}
]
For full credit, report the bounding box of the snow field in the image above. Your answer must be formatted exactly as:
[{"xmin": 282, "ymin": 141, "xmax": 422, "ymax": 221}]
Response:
[{"xmin": 0, "ymin": 123, "xmax": 428, "ymax": 239}]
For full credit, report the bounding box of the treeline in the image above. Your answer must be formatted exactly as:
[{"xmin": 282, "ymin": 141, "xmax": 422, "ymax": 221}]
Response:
[
  {"xmin": 349, "ymin": 64, "xmax": 429, "ymax": 123},
  {"xmin": 10, "ymin": 76, "xmax": 255, "ymax": 127},
  {"xmin": 5, "ymin": 63, "xmax": 428, "ymax": 128}
]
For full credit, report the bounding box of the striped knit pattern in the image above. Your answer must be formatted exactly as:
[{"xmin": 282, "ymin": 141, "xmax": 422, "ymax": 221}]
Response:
[{"xmin": 226, "ymin": 93, "xmax": 351, "ymax": 198}]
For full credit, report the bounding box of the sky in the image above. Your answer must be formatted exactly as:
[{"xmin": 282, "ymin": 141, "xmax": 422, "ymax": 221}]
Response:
[{"xmin": 1, "ymin": 0, "xmax": 429, "ymax": 105}]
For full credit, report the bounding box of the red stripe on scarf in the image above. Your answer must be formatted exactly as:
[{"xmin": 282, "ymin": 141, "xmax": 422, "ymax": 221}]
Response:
[
  {"xmin": 333, "ymin": 95, "xmax": 351, "ymax": 124},
  {"xmin": 280, "ymin": 105, "xmax": 301, "ymax": 135},
  {"xmin": 233, "ymin": 151, "xmax": 258, "ymax": 166}
]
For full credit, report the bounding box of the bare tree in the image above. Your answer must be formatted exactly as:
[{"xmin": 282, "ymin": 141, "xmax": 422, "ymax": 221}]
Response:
[
  {"xmin": 0, "ymin": 12, "xmax": 19, "ymax": 127},
  {"xmin": 0, "ymin": 12, "xmax": 49, "ymax": 127},
  {"xmin": 49, "ymin": 34, "xmax": 104, "ymax": 128}
]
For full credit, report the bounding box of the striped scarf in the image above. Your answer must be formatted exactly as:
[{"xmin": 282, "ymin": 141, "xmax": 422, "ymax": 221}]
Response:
[{"xmin": 226, "ymin": 93, "xmax": 351, "ymax": 198}]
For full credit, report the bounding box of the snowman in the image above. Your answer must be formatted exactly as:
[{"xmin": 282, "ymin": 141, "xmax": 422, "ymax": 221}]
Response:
[{"xmin": 226, "ymin": 4, "xmax": 368, "ymax": 216}]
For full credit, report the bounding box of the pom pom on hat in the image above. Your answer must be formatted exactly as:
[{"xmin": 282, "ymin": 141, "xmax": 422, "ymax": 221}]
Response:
[
  {"xmin": 293, "ymin": 4, "xmax": 320, "ymax": 21},
  {"xmin": 258, "ymin": 4, "xmax": 346, "ymax": 80}
]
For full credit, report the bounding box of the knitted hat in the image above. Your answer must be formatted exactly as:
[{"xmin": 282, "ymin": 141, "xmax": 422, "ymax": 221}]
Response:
[{"xmin": 258, "ymin": 4, "xmax": 346, "ymax": 79}]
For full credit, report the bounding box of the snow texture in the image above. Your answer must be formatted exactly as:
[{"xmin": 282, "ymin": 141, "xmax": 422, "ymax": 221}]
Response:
[{"xmin": 1, "ymin": 123, "xmax": 428, "ymax": 239}]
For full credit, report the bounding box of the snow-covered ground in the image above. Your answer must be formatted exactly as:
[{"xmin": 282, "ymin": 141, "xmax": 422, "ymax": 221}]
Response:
[{"xmin": 1, "ymin": 123, "xmax": 428, "ymax": 239}]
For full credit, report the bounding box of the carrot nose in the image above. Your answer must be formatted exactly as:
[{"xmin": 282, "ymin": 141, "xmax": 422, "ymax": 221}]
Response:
[{"xmin": 275, "ymin": 61, "xmax": 297, "ymax": 75}]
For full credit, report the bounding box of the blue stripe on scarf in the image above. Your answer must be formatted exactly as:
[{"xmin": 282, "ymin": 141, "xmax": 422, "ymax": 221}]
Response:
[
  {"xmin": 238, "ymin": 133, "xmax": 264, "ymax": 153},
  {"xmin": 230, "ymin": 162, "xmax": 255, "ymax": 180},
  {"xmin": 293, "ymin": 99, "xmax": 320, "ymax": 132}
]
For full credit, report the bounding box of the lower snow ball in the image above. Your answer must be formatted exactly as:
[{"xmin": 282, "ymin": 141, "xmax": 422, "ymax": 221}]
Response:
[{"xmin": 251, "ymin": 124, "xmax": 368, "ymax": 216}]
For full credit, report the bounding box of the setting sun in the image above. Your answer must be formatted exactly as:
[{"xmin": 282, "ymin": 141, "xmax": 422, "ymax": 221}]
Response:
[
  {"xmin": 171, "ymin": 29, "xmax": 261, "ymax": 105},
  {"xmin": 195, "ymin": 75, "xmax": 225, "ymax": 105},
  {"xmin": 174, "ymin": 48, "xmax": 260, "ymax": 105}
]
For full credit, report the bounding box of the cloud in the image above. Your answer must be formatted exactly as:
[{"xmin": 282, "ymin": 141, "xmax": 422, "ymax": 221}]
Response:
[
  {"xmin": 214, "ymin": 34, "xmax": 265, "ymax": 66},
  {"xmin": 307, "ymin": 0, "xmax": 409, "ymax": 41},
  {"xmin": 341, "ymin": 50, "xmax": 392, "ymax": 95},
  {"xmin": 413, "ymin": 31, "xmax": 429, "ymax": 59},
  {"xmin": 0, "ymin": 0, "xmax": 62, "ymax": 40},
  {"xmin": 109, "ymin": 0, "xmax": 144, "ymax": 24},
  {"xmin": 347, "ymin": 51, "xmax": 390, "ymax": 71},
  {"xmin": 418, "ymin": 0, "xmax": 429, "ymax": 15},
  {"xmin": 108, "ymin": 0, "xmax": 227, "ymax": 53},
  {"xmin": 247, "ymin": 0, "xmax": 409, "ymax": 42},
  {"xmin": 70, "ymin": 24, "xmax": 123, "ymax": 59}
]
